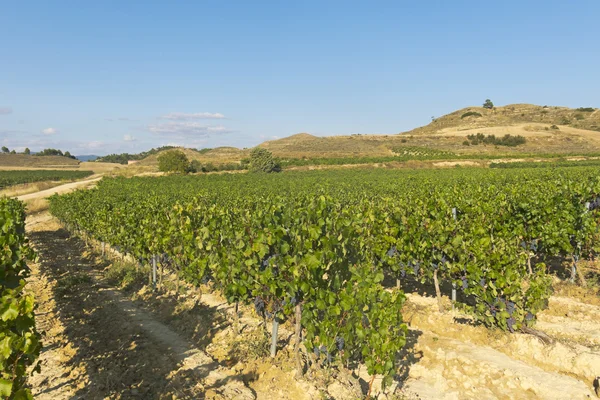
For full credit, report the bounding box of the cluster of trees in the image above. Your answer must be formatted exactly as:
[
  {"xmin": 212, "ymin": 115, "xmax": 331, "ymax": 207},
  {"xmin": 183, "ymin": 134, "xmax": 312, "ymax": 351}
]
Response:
[
  {"xmin": 97, "ymin": 146, "xmax": 177, "ymax": 164},
  {"xmin": 157, "ymin": 148, "xmax": 281, "ymax": 174},
  {"xmin": 1, "ymin": 146, "xmax": 76, "ymax": 158},
  {"xmin": 464, "ymin": 133, "xmax": 526, "ymax": 147}
]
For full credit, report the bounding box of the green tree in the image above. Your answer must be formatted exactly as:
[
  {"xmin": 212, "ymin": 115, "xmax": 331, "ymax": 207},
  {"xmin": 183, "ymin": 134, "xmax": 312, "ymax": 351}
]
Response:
[
  {"xmin": 483, "ymin": 99, "xmax": 494, "ymax": 109},
  {"xmin": 10, "ymin": 150, "xmax": 16, "ymax": 154},
  {"xmin": 1, "ymin": 146, "xmax": 9, "ymax": 153},
  {"xmin": 23, "ymin": 148, "xmax": 31, "ymax": 155},
  {"xmin": 249, "ymin": 148, "xmax": 281, "ymax": 173},
  {"xmin": 157, "ymin": 150, "xmax": 191, "ymax": 174}
]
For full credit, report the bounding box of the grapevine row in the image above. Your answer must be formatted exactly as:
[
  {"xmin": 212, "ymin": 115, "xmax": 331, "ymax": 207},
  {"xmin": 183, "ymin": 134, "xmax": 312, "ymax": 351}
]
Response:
[
  {"xmin": 48, "ymin": 167, "xmax": 600, "ymax": 388},
  {"xmin": 0, "ymin": 198, "xmax": 40, "ymax": 399}
]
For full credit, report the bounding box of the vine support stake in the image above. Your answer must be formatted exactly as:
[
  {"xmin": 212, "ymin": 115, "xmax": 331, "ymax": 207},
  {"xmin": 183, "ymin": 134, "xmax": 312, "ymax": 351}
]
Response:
[
  {"xmin": 451, "ymin": 282, "xmax": 456, "ymax": 311},
  {"xmin": 433, "ymin": 269, "xmax": 443, "ymax": 313},
  {"xmin": 152, "ymin": 255, "xmax": 157, "ymax": 292},
  {"xmin": 451, "ymin": 207, "xmax": 457, "ymax": 307},
  {"xmin": 270, "ymin": 319, "xmax": 279, "ymax": 358},
  {"xmin": 294, "ymin": 303, "xmax": 303, "ymax": 377}
]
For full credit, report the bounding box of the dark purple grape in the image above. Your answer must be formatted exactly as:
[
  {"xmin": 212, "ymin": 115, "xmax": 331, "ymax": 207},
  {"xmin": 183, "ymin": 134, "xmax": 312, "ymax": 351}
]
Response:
[
  {"xmin": 507, "ymin": 317, "xmax": 516, "ymax": 333},
  {"xmin": 507, "ymin": 301, "xmax": 515, "ymax": 316},
  {"xmin": 525, "ymin": 312, "xmax": 534, "ymax": 321},
  {"xmin": 335, "ymin": 336, "xmax": 344, "ymax": 351}
]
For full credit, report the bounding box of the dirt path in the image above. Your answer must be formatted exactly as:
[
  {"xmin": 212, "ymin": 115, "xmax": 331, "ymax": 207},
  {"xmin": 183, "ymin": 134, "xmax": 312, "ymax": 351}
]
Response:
[
  {"xmin": 18, "ymin": 176, "xmax": 102, "ymax": 202},
  {"xmin": 26, "ymin": 213, "xmax": 254, "ymax": 399}
]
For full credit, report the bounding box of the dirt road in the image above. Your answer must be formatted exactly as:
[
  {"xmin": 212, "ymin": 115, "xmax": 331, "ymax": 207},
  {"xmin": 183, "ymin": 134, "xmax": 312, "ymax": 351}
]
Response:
[{"xmin": 17, "ymin": 177, "xmax": 102, "ymax": 202}]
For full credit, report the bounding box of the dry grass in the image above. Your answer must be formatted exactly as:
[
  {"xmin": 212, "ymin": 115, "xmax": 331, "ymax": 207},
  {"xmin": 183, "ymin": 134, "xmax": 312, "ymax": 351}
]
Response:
[
  {"xmin": 0, "ymin": 181, "xmax": 66, "ymax": 197},
  {"xmin": 24, "ymin": 197, "xmax": 50, "ymax": 214}
]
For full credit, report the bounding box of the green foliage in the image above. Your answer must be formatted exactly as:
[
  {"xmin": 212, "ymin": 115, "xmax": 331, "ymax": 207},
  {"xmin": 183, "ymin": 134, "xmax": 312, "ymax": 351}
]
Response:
[
  {"xmin": 576, "ymin": 107, "xmax": 595, "ymax": 112},
  {"xmin": 1, "ymin": 147, "xmax": 8, "ymax": 154},
  {"xmin": 249, "ymin": 148, "xmax": 281, "ymax": 173},
  {"xmin": 48, "ymin": 166, "xmax": 600, "ymax": 389},
  {"xmin": 461, "ymin": 111, "xmax": 482, "ymax": 119},
  {"xmin": 0, "ymin": 170, "xmax": 93, "ymax": 190},
  {"xmin": 23, "ymin": 149, "xmax": 30, "ymax": 156},
  {"xmin": 97, "ymin": 146, "xmax": 177, "ymax": 165},
  {"xmin": 574, "ymin": 114, "xmax": 585, "ymax": 121},
  {"xmin": 550, "ymin": 124, "xmax": 559, "ymax": 130},
  {"xmin": 36, "ymin": 148, "xmax": 77, "ymax": 159},
  {"xmin": 157, "ymin": 150, "xmax": 191, "ymax": 174},
  {"xmin": 483, "ymin": 99, "xmax": 494, "ymax": 109},
  {"xmin": 0, "ymin": 199, "xmax": 40, "ymax": 399},
  {"xmin": 466, "ymin": 133, "xmax": 526, "ymax": 147}
]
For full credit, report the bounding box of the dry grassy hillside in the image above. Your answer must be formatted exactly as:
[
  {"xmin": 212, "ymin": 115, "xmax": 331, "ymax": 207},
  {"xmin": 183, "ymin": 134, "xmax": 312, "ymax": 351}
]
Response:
[
  {"xmin": 0, "ymin": 154, "xmax": 81, "ymax": 169},
  {"xmin": 121, "ymin": 104, "xmax": 600, "ymax": 173},
  {"xmin": 258, "ymin": 104, "xmax": 600, "ymax": 159},
  {"xmin": 409, "ymin": 104, "xmax": 600, "ymax": 135}
]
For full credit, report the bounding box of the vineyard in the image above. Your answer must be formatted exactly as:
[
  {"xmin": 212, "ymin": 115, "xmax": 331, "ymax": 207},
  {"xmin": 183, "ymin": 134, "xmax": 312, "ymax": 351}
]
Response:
[
  {"xmin": 0, "ymin": 199, "xmax": 40, "ymax": 399},
  {"xmin": 0, "ymin": 170, "xmax": 93, "ymax": 190},
  {"xmin": 48, "ymin": 167, "xmax": 600, "ymax": 394}
]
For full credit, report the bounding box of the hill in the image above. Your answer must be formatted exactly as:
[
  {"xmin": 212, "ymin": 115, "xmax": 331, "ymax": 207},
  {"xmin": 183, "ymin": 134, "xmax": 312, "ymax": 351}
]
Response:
[
  {"xmin": 0, "ymin": 154, "xmax": 81, "ymax": 169},
  {"xmin": 120, "ymin": 103, "xmax": 600, "ymax": 172},
  {"xmin": 257, "ymin": 104, "xmax": 600, "ymax": 159}
]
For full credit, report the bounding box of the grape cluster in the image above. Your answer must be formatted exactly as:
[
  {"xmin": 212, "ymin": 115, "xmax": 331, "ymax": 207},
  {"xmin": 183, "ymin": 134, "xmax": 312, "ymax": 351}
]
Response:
[
  {"xmin": 386, "ymin": 246, "xmax": 398, "ymax": 257},
  {"xmin": 525, "ymin": 312, "xmax": 534, "ymax": 321},
  {"xmin": 313, "ymin": 345, "xmax": 333, "ymax": 364},
  {"xmin": 409, "ymin": 261, "xmax": 420, "ymax": 275},
  {"xmin": 335, "ymin": 336, "xmax": 345, "ymax": 351},
  {"xmin": 461, "ymin": 276, "xmax": 468, "ymax": 290},
  {"xmin": 587, "ymin": 197, "xmax": 600, "ymax": 211},
  {"xmin": 506, "ymin": 317, "xmax": 516, "ymax": 333},
  {"xmin": 254, "ymin": 297, "xmax": 265, "ymax": 316},
  {"xmin": 506, "ymin": 301, "xmax": 516, "ymax": 316}
]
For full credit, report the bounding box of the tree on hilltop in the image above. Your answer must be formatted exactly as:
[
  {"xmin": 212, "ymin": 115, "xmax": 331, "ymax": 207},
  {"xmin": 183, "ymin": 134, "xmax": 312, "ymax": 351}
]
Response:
[{"xmin": 483, "ymin": 99, "xmax": 494, "ymax": 109}]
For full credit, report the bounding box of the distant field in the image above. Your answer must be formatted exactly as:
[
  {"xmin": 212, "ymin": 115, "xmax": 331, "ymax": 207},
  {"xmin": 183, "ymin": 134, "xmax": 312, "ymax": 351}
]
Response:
[
  {"xmin": 0, "ymin": 154, "xmax": 81, "ymax": 168},
  {"xmin": 0, "ymin": 170, "xmax": 94, "ymax": 189}
]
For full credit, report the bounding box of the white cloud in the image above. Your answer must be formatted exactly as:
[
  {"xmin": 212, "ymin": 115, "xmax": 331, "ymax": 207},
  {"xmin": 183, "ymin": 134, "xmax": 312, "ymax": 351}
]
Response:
[
  {"xmin": 123, "ymin": 134, "xmax": 136, "ymax": 142},
  {"xmin": 147, "ymin": 122, "xmax": 232, "ymax": 137},
  {"xmin": 160, "ymin": 112, "xmax": 225, "ymax": 120},
  {"xmin": 0, "ymin": 107, "xmax": 12, "ymax": 115},
  {"xmin": 42, "ymin": 127, "xmax": 58, "ymax": 135}
]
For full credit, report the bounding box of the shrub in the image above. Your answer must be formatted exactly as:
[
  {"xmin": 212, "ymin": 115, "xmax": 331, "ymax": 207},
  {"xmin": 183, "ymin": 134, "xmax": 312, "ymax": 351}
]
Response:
[
  {"xmin": 561, "ymin": 118, "xmax": 571, "ymax": 125},
  {"xmin": 574, "ymin": 114, "xmax": 585, "ymax": 120},
  {"xmin": 576, "ymin": 107, "xmax": 595, "ymax": 112},
  {"xmin": 550, "ymin": 125, "xmax": 559, "ymax": 130},
  {"xmin": 249, "ymin": 148, "xmax": 281, "ymax": 173},
  {"xmin": 466, "ymin": 133, "xmax": 526, "ymax": 147},
  {"xmin": 461, "ymin": 111, "xmax": 483, "ymax": 119},
  {"xmin": 483, "ymin": 99, "xmax": 494, "ymax": 109},
  {"xmin": 401, "ymin": 138, "xmax": 408, "ymax": 143},
  {"xmin": 158, "ymin": 150, "xmax": 191, "ymax": 174},
  {"xmin": 463, "ymin": 140, "xmax": 470, "ymax": 146},
  {"xmin": 541, "ymin": 110, "xmax": 548, "ymax": 114}
]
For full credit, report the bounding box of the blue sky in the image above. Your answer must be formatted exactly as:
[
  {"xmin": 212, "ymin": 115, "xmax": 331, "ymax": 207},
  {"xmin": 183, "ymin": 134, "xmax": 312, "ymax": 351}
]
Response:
[{"xmin": 1, "ymin": 1, "xmax": 599, "ymax": 155}]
